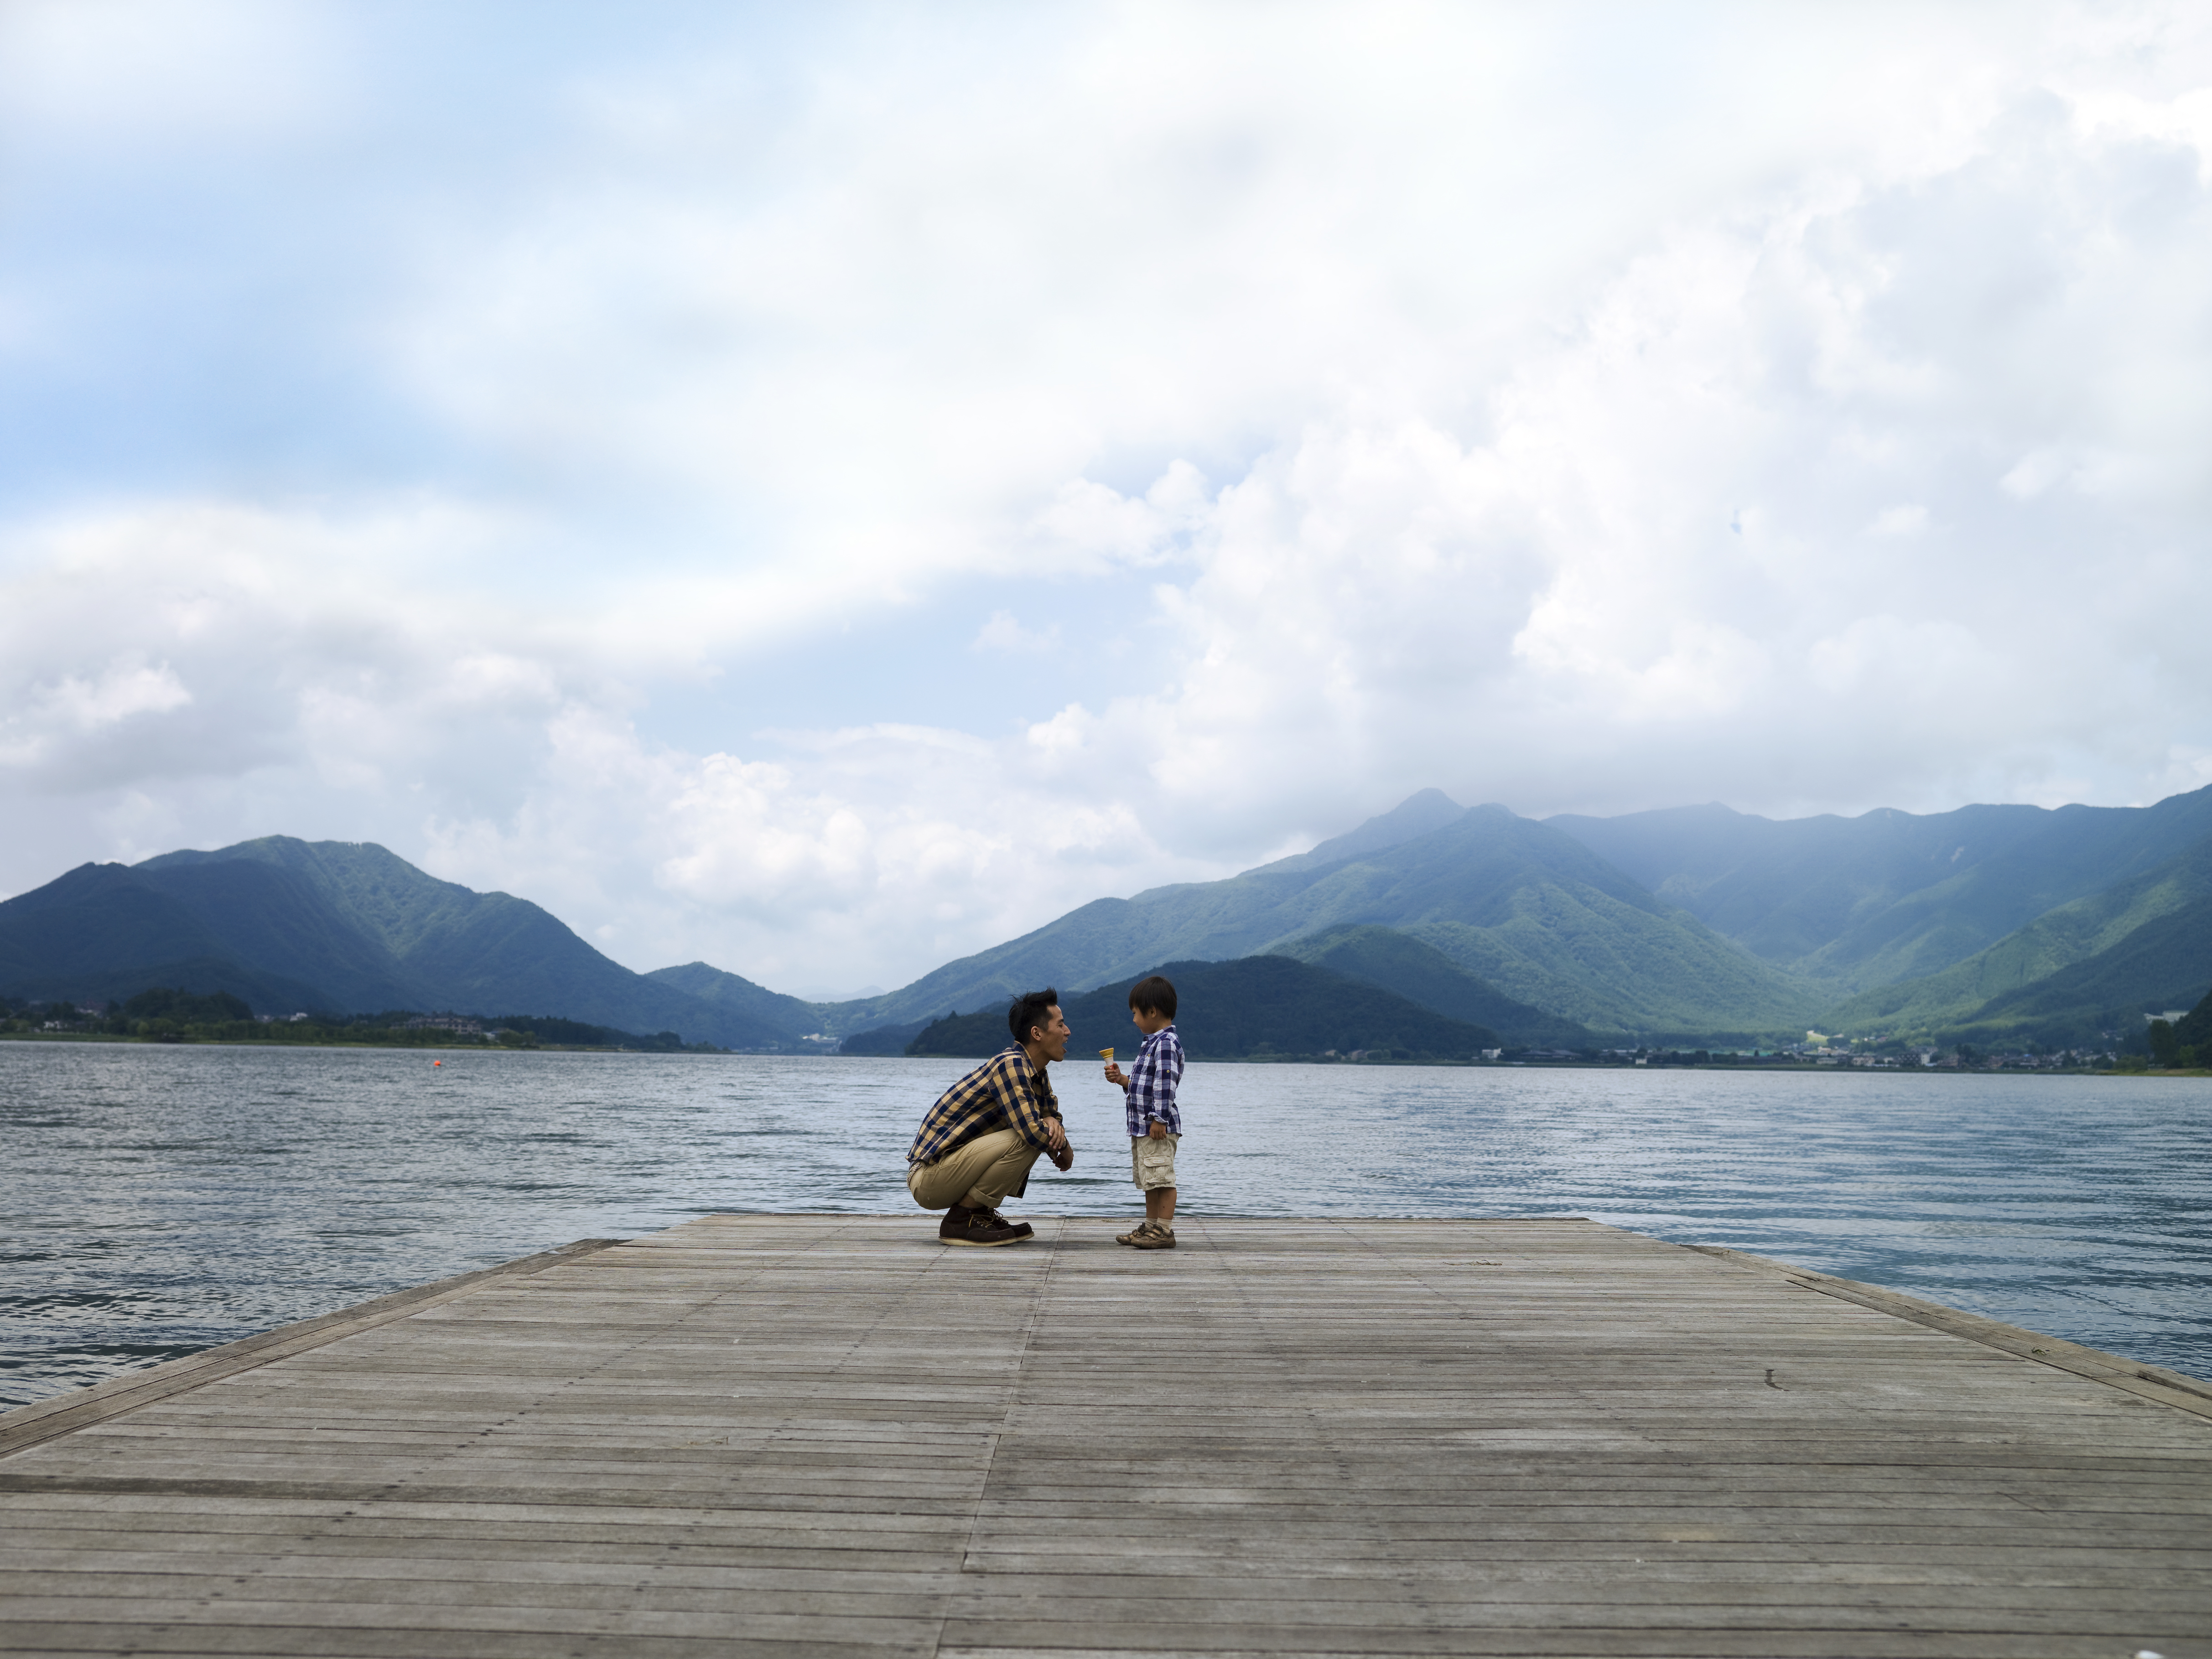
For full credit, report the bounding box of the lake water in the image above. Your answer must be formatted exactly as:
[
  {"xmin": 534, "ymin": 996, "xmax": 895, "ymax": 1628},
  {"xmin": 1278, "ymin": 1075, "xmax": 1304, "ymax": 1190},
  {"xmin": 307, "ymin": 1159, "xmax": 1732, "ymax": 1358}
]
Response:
[{"xmin": 4, "ymin": 1042, "xmax": 2209, "ymax": 1408}]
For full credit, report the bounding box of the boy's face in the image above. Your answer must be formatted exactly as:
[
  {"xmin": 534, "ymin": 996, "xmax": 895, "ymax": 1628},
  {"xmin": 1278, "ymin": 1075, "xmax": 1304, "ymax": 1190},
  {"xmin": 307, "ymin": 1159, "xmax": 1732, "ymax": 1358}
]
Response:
[{"xmin": 1131, "ymin": 1004, "xmax": 1172, "ymax": 1036}]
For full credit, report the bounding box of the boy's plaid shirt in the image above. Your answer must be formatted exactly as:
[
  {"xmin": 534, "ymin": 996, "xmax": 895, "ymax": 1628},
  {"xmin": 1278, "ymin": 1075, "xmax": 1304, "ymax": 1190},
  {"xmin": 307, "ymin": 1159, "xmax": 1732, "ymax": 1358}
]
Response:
[
  {"xmin": 1123, "ymin": 1024, "xmax": 1184, "ymax": 1136},
  {"xmin": 908, "ymin": 1046, "xmax": 1062, "ymax": 1165}
]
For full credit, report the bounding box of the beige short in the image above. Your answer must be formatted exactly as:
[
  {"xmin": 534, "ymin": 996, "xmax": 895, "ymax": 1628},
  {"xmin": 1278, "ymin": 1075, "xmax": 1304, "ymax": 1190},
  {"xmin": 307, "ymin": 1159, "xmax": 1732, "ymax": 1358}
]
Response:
[{"xmin": 1131, "ymin": 1131, "xmax": 1179, "ymax": 1191}]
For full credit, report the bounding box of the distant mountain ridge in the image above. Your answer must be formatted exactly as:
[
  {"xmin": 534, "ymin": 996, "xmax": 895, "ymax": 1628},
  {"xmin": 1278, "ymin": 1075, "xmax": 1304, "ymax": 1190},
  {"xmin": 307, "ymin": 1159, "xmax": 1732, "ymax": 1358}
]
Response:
[
  {"xmin": 901, "ymin": 956, "xmax": 1505, "ymax": 1061},
  {"xmin": 824, "ymin": 784, "xmax": 2212, "ymax": 1051},
  {"xmin": 0, "ymin": 838, "xmax": 819, "ymax": 1051},
  {"xmin": 1815, "ymin": 834, "xmax": 2212, "ymax": 1045},
  {"xmin": 1248, "ymin": 788, "xmax": 1471, "ymax": 875},
  {"xmin": 14, "ymin": 779, "xmax": 2212, "ymax": 1057},
  {"xmin": 1275, "ymin": 924, "xmax": 1593, "ymax": 1049},
  {"xmin": 1548, "ymin": 788, "xmax": 2212, "ymax": 991},
  {"xmin": 828, "ymin": 801, "xmax": 1825, "ymax": 1041},
  {"xmin": 644, "ymin": 960, "xmax": 826, "ymax": 1039}
]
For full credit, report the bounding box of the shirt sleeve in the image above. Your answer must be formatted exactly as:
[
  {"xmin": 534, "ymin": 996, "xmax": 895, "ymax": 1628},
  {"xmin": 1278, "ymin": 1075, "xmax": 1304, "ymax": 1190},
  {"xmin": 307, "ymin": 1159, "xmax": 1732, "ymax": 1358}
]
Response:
[
  {"xmin": 993, "ymin": 1053, "xmax": 1060, "ymax": 1147},
  {"xmin": 1129, "ymin": 1036, "xmax": 1177, "ymax": 1127}
]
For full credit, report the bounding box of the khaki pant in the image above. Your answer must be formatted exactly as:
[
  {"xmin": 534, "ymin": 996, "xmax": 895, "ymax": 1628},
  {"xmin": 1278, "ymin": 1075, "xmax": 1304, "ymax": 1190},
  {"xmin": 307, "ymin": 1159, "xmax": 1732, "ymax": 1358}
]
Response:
[{"xmin": 907, "ymin": 1128, "xmax": 1042, "ymax": 1212}]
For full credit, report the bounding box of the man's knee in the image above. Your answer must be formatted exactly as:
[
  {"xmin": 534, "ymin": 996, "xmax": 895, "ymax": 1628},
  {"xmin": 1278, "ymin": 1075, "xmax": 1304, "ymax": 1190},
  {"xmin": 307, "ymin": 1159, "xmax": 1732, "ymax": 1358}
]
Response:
[
  {"xmin": 912, "ymin": 1128, "xmax": 1030, "ymax": 1211},
  {"xmin": 963, "ymin": 1137, "xmax": 1043, "ymax": 1208}
]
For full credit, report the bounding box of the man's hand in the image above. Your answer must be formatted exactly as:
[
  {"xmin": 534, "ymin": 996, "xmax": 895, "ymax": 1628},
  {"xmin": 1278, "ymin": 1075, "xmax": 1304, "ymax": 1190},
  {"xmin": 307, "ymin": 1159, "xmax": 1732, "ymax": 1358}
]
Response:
[
  {"xmin": 1147, "ymin": 1120, "xmax": 1168, "ymax": 1140},
  {"xmin": 1104, "ymin": 1062, "xmax": 1127, "ymax": 1087},
  {"xmin": 1045, "ymin": 1117, "xmax": 1068, "ymax": 1153}
]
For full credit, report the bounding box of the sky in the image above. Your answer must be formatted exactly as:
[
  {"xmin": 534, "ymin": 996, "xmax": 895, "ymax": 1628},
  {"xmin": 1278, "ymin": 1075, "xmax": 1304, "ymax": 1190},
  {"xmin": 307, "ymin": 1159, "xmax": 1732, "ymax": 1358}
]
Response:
[{"xmin": 3, "ymin": 1, "xmax": 2210, "ymax": 998}]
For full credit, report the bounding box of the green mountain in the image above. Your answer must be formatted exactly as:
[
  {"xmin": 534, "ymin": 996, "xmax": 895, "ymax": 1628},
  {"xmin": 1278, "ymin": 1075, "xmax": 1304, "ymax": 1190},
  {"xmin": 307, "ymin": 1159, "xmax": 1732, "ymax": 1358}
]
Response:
[
  {"xmin": 0, "ymin": 858, "xmax": 385, "ymax": 1014},
  {"xmin": 1272, "ymin": 924, "xmax": 1593, "ymax": 1047},
  {"xmin": 1816, "ymin": 836, "xmax": 2212, "ymax": 1045},
  {"xmin": 643, "ymin": 961, "xmax": 827, "ymax": 1044},
  {"xmin": 1963, "ymin": 899, "xmax": 2212, "ymax": 1044},
  {"xmin": 2173, "ymin": 986, "xmax": 2212, "ymax": 1052},
  {"xmin": 901, "ymin": 956, "xmax": 1503, "ymax": 1061},
  {"xmin": 1249, "ymin": 787, "xmax": 1471, "ymax": 874},
  {"xmin": 838, "ymin": 801, "xmax": 1824, "ymax": 1042},
  {"xmin": 1549, "ymin": 785, "xmax": 2212, "ymax": 991},
  {"xmin": 0, "ymin": 838, "xmax": 801, "ymax": 1049},
  {"xmin": 35, "ymin": 780, "xmax": 2210, "ymax": 1061}
]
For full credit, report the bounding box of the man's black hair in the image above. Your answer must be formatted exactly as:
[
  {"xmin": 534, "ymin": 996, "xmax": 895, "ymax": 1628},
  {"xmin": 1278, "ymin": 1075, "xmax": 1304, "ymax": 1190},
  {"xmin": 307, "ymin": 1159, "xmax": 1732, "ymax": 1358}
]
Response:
[
  {"xmin": 1128, "ymin": 975, "xmax": 1177, "ymax": 1020},
  {"xmin": 1008, "ymin": 988, "xmax": 1061, "ymax": 1047}
]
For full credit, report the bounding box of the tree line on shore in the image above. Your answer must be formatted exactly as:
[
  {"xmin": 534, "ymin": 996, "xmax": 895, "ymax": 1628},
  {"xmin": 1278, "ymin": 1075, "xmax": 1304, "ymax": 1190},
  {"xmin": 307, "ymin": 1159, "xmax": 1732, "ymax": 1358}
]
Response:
[{"xmin": 0, "ymin": 988, "xmax": 722, "ymax": 1052}]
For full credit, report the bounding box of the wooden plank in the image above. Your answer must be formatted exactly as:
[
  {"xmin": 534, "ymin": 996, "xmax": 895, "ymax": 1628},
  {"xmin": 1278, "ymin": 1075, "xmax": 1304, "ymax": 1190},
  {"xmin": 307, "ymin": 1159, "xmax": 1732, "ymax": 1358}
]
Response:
[
  {"xmin": 3, "ymin": 1215, "xmax": 2208, "ymax": 1659},
  {"xmin": 0, "ymin": 1239, "xmax": 624, "ymax": 1458},
  {"xmin": 1686, "ymin": 1243, "xmax": 2212, "ymax": 1420}
]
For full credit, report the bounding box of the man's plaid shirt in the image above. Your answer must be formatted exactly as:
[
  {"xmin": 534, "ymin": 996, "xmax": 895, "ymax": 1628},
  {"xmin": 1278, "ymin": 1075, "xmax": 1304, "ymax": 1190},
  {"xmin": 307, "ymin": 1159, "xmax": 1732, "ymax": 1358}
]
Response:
[
  {"xmin": 908, "ymin": 1046, "xmax": 1063, "ymax": 1165},
  {"xmin": 1122, "ymin": 1023, "xmax": 1184, "ymax": 1136}
]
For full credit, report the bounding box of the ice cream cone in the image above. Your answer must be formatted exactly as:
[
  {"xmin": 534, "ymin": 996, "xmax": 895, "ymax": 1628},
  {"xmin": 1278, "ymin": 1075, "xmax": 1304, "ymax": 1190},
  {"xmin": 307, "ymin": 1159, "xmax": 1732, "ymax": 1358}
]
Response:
[{"xmin": 1099, "ymin": 1047, "xmax": 1115, "ymax": 1063}]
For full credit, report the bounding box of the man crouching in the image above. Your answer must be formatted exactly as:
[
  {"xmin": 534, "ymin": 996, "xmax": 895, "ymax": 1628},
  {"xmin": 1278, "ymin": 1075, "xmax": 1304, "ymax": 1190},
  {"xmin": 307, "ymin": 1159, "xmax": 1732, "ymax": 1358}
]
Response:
[{"xmin": 906, "ymin": 988, "xmax": 1075, "ymax": 1246}]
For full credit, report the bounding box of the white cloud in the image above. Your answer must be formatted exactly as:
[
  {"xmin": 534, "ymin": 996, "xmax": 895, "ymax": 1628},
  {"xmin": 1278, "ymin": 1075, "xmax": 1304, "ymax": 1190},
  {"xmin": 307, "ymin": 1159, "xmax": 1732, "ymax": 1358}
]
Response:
[
  {"xmin": 0, "ymin": 0, "xmax": 345, "ymax": 145},
  {"xmin": 992, "ymin": 86, "xmax": 2212, "ymax": 835},
  {"xmin": 41, "ymin": 658, "xmax": 189, "ymax": 730},
  {"xmin": 971, "ymin": 612, "xmax": 1063, "ymax": 656},
  {"xmin": 4, "ymin": 4, "xmax": 2212, "ymax": 990},
  {"xmin": 414, "ymin": 711, "xmax": 1195, "ymax": 991}
]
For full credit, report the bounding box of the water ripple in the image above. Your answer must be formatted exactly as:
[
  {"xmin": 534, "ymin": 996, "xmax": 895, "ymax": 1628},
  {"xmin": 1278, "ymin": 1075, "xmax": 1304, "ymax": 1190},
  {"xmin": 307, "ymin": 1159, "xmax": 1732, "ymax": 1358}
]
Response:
[{"xmin": 1, "ymin": 1043, "xmax": 2207, "ymax": 1405}]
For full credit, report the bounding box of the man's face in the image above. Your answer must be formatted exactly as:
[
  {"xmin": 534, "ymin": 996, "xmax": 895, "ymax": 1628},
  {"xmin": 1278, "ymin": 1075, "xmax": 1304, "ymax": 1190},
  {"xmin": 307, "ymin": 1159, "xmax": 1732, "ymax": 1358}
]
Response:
[{"xmin": 1030, "ymin": 1005, "xmax": 1070, "ymax": 1063}]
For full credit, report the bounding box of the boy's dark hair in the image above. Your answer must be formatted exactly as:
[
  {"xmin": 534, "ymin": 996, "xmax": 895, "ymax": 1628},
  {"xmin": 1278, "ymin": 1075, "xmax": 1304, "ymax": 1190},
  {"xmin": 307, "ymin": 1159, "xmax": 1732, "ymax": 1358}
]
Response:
[
  {"xmin": 1007, "ymin": 988, "xmax": 1061, "ymax": 1046},
  {"xmin": 1128, "ymin": 975, "xmax": 1177, "ymax": 1020}
]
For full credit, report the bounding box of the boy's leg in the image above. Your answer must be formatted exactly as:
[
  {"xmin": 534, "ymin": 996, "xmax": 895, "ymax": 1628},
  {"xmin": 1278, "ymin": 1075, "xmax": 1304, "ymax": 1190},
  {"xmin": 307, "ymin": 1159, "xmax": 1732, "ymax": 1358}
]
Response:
[
  {"xmin": 1127, "ymin": 1133, "xmax": 1179, "ymax": 1247},
  {"xmin": 1117, "ymin": 1137, "xmax": 1154, "ymax": 1244}
]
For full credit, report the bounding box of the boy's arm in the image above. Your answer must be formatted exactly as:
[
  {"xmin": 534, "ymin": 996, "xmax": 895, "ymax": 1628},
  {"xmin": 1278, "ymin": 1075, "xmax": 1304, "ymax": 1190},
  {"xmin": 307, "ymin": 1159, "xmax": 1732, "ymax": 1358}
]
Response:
[
  {"xmin": 1142, "ymin": 1035, "xmax": 1183, "ymax": 1135},
  {"xmin": 1127, "ymin": 1043, "xmax": 1171, "ymax": 1132}
]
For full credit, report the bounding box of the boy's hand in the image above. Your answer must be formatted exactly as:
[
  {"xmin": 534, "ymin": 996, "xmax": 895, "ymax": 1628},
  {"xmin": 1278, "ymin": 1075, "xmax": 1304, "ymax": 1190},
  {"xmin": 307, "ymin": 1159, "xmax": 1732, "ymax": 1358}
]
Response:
[
  {"xmin": 1104, "ymin": 1062, "xmax": 1127, "ymax": 1086},
  {"xmin": 1147, "ymin": 1120, "xmax": 1168, "ymax": 1140}
]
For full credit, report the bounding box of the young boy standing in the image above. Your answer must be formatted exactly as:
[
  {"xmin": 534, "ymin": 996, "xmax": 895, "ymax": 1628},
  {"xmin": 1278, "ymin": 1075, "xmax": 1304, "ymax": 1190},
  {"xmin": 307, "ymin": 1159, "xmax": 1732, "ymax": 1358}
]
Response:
[{"xmin": 1102, "ymin": 974, "xmax": 1184, "ymax": 1250}]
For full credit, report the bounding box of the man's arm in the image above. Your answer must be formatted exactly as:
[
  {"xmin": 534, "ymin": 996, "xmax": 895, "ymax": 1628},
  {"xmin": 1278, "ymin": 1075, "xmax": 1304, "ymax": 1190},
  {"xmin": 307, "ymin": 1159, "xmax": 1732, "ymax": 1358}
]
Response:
[{"xmin": 992, "ymin": 1055, "xmax": 1068, "ymax": 1151}]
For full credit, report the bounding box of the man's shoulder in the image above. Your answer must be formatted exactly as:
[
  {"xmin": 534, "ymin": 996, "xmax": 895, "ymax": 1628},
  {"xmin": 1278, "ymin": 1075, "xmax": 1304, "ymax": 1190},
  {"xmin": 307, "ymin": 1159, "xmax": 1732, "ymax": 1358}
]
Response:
[{"xmin": 950, "ymin": 1045, "xmax": 1025, "ymax": 1086}]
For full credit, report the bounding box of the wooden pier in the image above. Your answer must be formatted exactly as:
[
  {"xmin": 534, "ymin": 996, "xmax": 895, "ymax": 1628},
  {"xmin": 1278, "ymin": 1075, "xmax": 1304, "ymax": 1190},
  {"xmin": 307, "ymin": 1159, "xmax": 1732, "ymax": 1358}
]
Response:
[{"xmin": 3, "ymin": 1216, "xmax": 2209, "ymax": 1658}]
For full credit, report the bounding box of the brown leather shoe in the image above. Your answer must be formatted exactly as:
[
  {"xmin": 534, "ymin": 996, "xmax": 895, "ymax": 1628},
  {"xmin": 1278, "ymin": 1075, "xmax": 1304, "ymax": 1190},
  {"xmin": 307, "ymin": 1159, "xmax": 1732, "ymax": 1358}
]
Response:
[
  {"xmin": 1129, "ymin": 1224, "xmax": 1176, "ymax": 1250},
  {"xmin": 940, "ymin": 1207, "xmax": 1032, "ymax": 1247}
]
